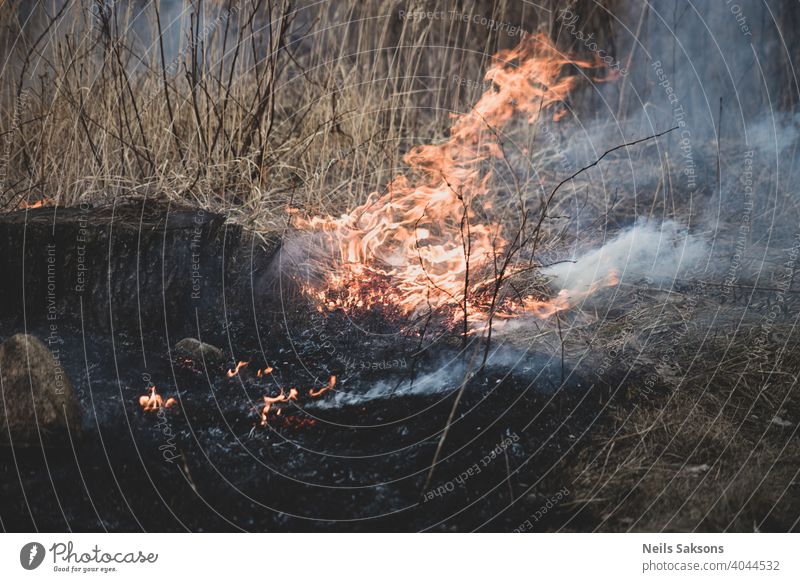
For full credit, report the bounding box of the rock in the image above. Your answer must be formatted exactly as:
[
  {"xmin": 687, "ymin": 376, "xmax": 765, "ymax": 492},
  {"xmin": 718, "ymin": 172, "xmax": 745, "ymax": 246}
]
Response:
[
  {"xmin": 0, "ymin": 202, "xmax": 281, "ymax": 337},
  {"xmin": 175, "ymin": 337, "xmax": 225, "ymax": 366},
  {"xmin": 0, "ymin": 334, "xmax": 82, "ymax": 446}
]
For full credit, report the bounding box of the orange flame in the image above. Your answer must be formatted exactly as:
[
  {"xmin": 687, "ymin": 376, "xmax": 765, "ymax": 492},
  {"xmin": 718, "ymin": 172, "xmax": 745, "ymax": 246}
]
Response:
[
  {"xmin": 259, "ymin": 387, "xmax": 298, "ymax": 427},
  {"xmin": 138, "ymin": 386, "xmax": 177, "ymax": 413},
  {"xmin": 294, "ymin": 34, "xmax": 608, "ymax": 324},
  {"xmin": 18, "ymin": 198, "xmax": 53, "ymax": 210},
  {"xmin": 309, "ymin": 375, "xmax": 336, "ymax": 397},
  {"xmin": 227, "ymin": 361, "xmax": 249, "ymax": 377},
  {"xmin": 258, "ymin": 375, "xmax": 336, "ymax": 427},
  {"xmin": 520, "ymin": 271, "xmax": 620, "ymax": 319}
]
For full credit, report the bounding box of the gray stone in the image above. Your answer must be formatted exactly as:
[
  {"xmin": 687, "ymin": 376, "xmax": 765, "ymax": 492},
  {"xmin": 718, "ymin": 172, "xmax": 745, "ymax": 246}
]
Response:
[
  {"xmin": 175, "ymin": 337, "xmax": 225, "ymax": 366},
  {"xmin": 0, "ymin": 333, "xmax": 82, "ymax": 446}
]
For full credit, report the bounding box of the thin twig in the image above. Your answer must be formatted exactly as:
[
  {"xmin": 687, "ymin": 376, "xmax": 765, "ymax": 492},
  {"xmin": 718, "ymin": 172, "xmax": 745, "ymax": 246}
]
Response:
[{"xmin": 420, "ymin": 348, "xmax": 481, "ymax": 500}]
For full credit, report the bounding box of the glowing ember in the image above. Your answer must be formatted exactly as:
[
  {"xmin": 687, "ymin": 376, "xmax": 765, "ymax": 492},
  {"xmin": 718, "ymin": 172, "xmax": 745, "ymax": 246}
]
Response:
[
  {"xmin": 294, "ymin": 33, "xmax": 613, "ymax": 325},
  {"xmin": 227, "ymin": 361, "xmax": 249, "ymax": 377},
  {"xmin": 138, "ymin": 386, "xmax": 177, "ymax": 413}
]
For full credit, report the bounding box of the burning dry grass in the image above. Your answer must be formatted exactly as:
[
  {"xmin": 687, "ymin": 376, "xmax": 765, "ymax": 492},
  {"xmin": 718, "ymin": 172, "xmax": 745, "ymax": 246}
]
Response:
[{"xmin": 1, "ymin": 1, "xmax": 799, "ymax": 531}]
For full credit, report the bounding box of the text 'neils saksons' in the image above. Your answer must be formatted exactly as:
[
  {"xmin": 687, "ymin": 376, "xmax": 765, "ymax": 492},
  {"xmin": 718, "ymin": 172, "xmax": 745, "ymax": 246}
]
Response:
[{"xmin": 643, "ymin": 543, "xmax": 724, "ymax": 554}]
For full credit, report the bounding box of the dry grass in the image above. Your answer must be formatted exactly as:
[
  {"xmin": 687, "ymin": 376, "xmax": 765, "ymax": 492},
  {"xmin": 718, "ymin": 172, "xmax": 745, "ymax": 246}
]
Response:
[
  {"xmin": 0, "ymin": 1, "xmax": 584, "ymax": 227},
  {"xmin": 541, "ymin": 276, "xmax": 800, "ymax": 531}
]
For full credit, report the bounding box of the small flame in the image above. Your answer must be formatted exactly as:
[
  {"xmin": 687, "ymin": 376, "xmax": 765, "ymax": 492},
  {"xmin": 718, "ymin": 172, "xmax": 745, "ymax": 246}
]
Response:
[
  {"xmin": 309, "ymin": 375, "xmax": 336, "ymax": 397},
  {"xmin": 227, "ymin": 361, "xmax": 249, "ymax": 378},
  {"xmin": 138, "ymin": 386, "xmax": 177, "ymax": 412},
  {"xmin": 256, "ymin": 367, "xmax": 273, "ymax": 378},
  {"xmin": 18, "ymin": 197, "xmax": 53, "ymax": 210},
  {"xmin": 259, "ymin": 387, "xmax": 298, "ymax": 427},
  {"xmin": 520, "ymin": 271, "xmax": 620, "ymax": 318},
  {"xmin": 258, "ymin": 376, "xmax": 336, "ymax": 427}
]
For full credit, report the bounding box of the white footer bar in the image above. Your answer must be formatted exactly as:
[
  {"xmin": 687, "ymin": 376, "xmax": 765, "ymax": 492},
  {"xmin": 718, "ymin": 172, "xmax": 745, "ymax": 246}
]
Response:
[{"xmin": 0, "ymin": 533, "xmax": 795, "ymax": 581}]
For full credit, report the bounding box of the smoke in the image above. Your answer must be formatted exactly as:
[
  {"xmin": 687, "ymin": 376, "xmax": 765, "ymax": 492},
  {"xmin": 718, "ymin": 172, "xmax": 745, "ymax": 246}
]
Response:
[
  {"xmin": 608, "ymin": 0, "xmax": 798, "ymax": 140},
  {"xmin": 311, "ymin": 362, "xmax": 466, "ymax": 409},
  {"xmin": 309, "ymin": 347, "xmax": 565, "ymax": 408},
  {"xmin": 544, "ymin": 219, "xmax": 709, "ymax": 292},
  {"xmin": 266, "ymin": 229, "xmax": 338, "ymax": 296}
]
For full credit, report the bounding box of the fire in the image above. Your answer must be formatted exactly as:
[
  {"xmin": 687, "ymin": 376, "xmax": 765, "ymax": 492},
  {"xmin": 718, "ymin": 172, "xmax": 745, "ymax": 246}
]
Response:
[
  {"xmin": 256, "ymin": 367, "xmax": 273, "ymax": 378},
  {"xmin": 520, "ymin": 271, "xmax": 620, "ymax": 319},
  {"xmin": 138, "ymin": 386, "xmax": 177, "ymax": 413},
  {"xmin": 258, "ymin": 375, "xmax": 336, "ymax": 427},
  {"xmin": 309, "ymin": 375, "xmax": 336, "ymax": 397},
  {"xmin": 259, "ymin": 387, "xmax": 298, "ymax": 427},
  {"xmin": 227, "ymin": 361, "xmax": 249, "ymax": 377},
  {"xmin": 18, "ymin": 198, "xmax": 52, "ymax": 210},
  {"xmin": 294, "ymin": 33, "xmax": 613, "ymax": 325}
]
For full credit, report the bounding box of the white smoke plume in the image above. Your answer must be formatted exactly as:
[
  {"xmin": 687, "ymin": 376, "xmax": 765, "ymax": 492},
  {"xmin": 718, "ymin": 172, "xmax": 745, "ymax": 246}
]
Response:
[
  {"xmin": 308, "ymin": 347, "xmax": 566, "ymax": 409},
  {"xmin": 543, "ymin": 219, "xmax": 708, "ymax": 292},
  {"xmin": 311, "ymin": 363, "xmax": 466, "ymax": 409}
]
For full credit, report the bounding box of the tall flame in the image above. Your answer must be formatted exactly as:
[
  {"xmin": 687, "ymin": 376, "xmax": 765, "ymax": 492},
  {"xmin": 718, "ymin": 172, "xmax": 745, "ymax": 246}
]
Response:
[{"xmin": 294, "ymin": 34, "xmax": 611, "ymax": 323}]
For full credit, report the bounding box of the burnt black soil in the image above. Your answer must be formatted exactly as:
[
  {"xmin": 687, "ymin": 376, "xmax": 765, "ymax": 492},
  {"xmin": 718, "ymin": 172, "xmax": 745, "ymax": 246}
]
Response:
[{"xmin": 0, "ymin": 203, "xmax": 608, "ymax": 532}]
